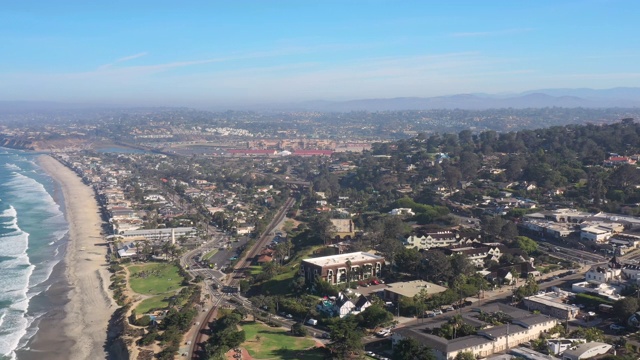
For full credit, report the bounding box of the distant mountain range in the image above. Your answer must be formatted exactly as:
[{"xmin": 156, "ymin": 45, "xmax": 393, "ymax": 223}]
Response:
[
  {"xmin": 2, "ymin": 87, "xmax": 640, "ymax": 113},
  {"xmin": 291, "ymin": 87, "xmax": 640, "ymax": 111}
]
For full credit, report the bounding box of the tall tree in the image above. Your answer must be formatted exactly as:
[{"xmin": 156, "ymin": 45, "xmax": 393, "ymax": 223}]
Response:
[
  {"xmin": 422, "ymin": 251, "xmax": 454, "ymax": 284},
  {"xmin": 515, "ymin": 236, "xmax": 538, "ymax": 256},
  {"xmin": 393, "ymin": 338, "xmax": 435, "ymax": 360},
  {"xmin": 309, "ymin": 213, "xmax": 336, "ymax": 246},
  {"xmin": 451, "ymin": 253, "xmax": 474, "ymax": 277},
  {"xmin": 613, "ymin": 297, "xmax": 639, "ymax": 323},
  {"xmin": 328, "ymin": 317, "xmax": 363, "ymax": 360}
]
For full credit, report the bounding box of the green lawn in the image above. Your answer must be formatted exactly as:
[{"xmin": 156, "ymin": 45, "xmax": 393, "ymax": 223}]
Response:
[
  {"xmin": 128, "ymin": 263, "xmax": 183, "ymax": 295},
  {"xmin": 241, "ymin": 322, "xmax": 319, "ymax": 360},
  {"xmin": 136, "ymin": 295, "xmax": 171, "ymax": 314},
  {"xmin": 127, "ymin": 262, "xmax": 185, "ymax": 314},
  {"xmin": 202, "ymin": 249, "xmax": 218, "ymax": 261}
]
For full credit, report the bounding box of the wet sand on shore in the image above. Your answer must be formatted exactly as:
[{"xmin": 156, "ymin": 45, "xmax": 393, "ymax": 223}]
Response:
[{"xmin": 32, "ymin": 155, "xmax": 115, "ymax": 360}]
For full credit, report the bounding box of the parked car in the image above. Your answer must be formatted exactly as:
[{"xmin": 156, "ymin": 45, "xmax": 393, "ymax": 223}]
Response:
[
  {"xmin": 610, "ymin": 324, "xmax": 625, "ymax": 331},
  {"xmin": 444, "ymin": 306, "xmax": 455, "ymax": 312},
  {"xmin": 285, "ymin": 314, "xmax": 293, "ymax": 319},
  {"xmin": 433, "ymin": 309, "xmax": 443, "ymax": 315},
  {"xmin": 375, "ymin": 329, "xmax": 391, "ymax": 338}
]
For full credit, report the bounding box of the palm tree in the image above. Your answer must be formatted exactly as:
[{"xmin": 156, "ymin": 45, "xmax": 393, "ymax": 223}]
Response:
[{"xmin": 346, "ymin": 259, "xmax": 352, "ymax": 288}]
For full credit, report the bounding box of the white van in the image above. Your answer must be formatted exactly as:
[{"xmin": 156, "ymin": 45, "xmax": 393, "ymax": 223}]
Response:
[{"xmin": 307, "ymin": 318, "xmax": 318, "ymax": 326}]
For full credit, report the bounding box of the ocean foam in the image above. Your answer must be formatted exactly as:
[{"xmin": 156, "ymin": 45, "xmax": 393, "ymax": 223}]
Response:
[
  {"xmin": 3, "ymin": 164, "xmax": 20, "ymax": 172},
  {"xmin": 0, "ymin": 151, "xmax": 69, "ymax": 358},
  {"xmin": 0, "ymin": 207, "xmax": 32, "ymax": 358}
]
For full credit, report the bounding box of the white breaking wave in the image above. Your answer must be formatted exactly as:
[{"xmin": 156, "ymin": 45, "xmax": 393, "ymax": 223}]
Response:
[
  {"xmin": 3, "ymin": 164, "xmax": 20, "ymax": 172},
  {"xmin": 0, "ymin": 209, "xmax": 32, "ymax": 359},
  {"xmin": 0, "ymin": 206, "xmax": 17, "ymax": 219},
  {"xmin": 0, "ymin": 152, "xmax": 69, "ymax": 358}
]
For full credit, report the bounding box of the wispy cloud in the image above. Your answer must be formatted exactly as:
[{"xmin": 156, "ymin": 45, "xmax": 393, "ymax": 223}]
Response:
[
  {"xmin": 98, "ymin": 52, "xmax": 148, "ymax": 70},
  {"xmin": 92, "ymin": 43, "xmax": 368, "ymax": 76},
  {"xmin": 115, "ymin": 52, "xmax": 148, "ymax": 63},
  {"xmin": 450, "ymin": 28, "xmax": 534, "ymax": 38}
]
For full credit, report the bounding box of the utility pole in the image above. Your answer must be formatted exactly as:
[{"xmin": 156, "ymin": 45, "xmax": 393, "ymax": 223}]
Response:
[{"xmin": 506, "ymin": 323, "xmax": 510, "ymax": 350}]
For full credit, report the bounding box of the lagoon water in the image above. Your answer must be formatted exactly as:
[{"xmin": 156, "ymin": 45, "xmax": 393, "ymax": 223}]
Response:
[{"xmin": 0, "ymin": 149, "xmax": 68, "ymax": 360}]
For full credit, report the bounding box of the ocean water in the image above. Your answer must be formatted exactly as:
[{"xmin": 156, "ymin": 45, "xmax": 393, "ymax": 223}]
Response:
[{"xmin": 0, "ymin": 149, "xmax": 68, "ymax": 360}]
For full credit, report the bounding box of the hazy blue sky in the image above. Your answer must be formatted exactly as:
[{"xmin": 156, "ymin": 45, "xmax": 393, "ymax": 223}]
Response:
[{"xmin": 1, "ymin": 0, "xmax": 639, "ymax": 107}]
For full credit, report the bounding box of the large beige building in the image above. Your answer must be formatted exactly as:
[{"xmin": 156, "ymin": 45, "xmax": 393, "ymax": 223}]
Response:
[{"xmin": 300, "ymin": 252, "xmax": 384, "ymax": 285}]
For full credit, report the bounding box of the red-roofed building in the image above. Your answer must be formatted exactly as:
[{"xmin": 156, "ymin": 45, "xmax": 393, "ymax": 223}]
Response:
[
  {"xmin": 604, "ymin": 156, "xmax": 636, "ymax": 167},
  {"xmin": 227, "ymin": 149, "xmax": 277, "ymax": 156},
  {"xmin": 293, "ymin": 150, "xmax": 334, "ymax": 157}
]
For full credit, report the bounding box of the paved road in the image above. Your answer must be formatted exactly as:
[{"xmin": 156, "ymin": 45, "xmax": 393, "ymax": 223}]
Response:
[{"xmin": 185, "ymin": 197, "xmax": 296, "ymax": 359}]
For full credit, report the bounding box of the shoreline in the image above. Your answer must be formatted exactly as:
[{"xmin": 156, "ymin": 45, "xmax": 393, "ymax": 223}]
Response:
[{"xmin": 26, "ymin": 155, "xmax": 116, "ymax": 360}]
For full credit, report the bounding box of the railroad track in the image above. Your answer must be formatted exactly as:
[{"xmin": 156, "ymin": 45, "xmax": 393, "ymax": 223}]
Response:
[
  {"xmin": 190, "ymin": 296, "xmax": 223, "ymax": 359},
  {"xmin": 227, "ymin": 197, "xmax": 295, "ymax": 287},
  {"xmin": 189, "ymin": 197, "xmax": 295, "ymax": 359}
]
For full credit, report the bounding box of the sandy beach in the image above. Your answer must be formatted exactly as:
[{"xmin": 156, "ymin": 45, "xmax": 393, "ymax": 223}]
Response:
[{"xmin": 35, "ymin": 155, "xmax": 116, "ymax": 360}]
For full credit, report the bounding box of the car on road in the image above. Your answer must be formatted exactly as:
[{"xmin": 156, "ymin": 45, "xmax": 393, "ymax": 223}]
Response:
[
  {"xmin": 375, "ymin": 329, "xmax": 391, "ymax": 337},
  {"xmin": 433, "ymin": 309, "xmax": 443, "ymax": 315},
  {"xmin": 285, "ymin": 314, "xmax": 293, "ymax": 319},
  {"xmin": 229, "ymin": 256, "xmax": 238, "ymax": 261}
]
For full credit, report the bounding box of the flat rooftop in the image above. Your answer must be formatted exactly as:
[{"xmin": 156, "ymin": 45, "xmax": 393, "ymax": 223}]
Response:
[
  {"xmin": 385, "ymin": 280, "xmax": 447, "ymax": 298},
  {"xmin": 302, "ymin": 251, "xmax": 384, "ymax": 267},
  {"xmin": 121, "ymin": 227, "xmax": 196, "ymax": 235},
  {"xmin": 330, "ymin": 219, "xmax": 354, "ymax": 233},
  {"xmin": 524, "ymin": 293, "xmax": 579, "ymax": 311}
]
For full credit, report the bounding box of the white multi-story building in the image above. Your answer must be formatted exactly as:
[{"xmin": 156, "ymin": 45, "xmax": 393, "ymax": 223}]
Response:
[
  {"xmin": 403, "ymin": 231, "xmax": 480, "ymax": 250},
  {"xmin": 119, "ymin": 227, "xmax": 196, "ymax": 241}
]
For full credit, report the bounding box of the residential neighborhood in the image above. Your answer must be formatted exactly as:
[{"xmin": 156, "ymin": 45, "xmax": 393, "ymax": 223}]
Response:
[{"xmin": 4, "ymin": 113, "xmax": 640, "ymax": 360}]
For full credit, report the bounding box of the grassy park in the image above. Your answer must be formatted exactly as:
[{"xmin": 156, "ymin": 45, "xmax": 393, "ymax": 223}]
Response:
[
  {"xmin": 128, "ymin": 263, "xmax": 183, "ymax": 294},
  {"xmin": 240, "ymin": 322, "xmax": 327, "ymax": 360},
  {"xmin": 127, "ymin": 262, "xmax": 185, "ymax": 313},
  {"xmin": 135, "ymin": 295, "xmax": 171, "ymax": 314}
]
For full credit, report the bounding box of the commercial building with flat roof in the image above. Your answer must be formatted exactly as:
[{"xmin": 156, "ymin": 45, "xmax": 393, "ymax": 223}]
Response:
[
  {"xmin": 330, "ymin": 218, "xmax": 356, "ymax": 239},
  {"xmin": 119, "ymin": 227, "xmax": 196, "ymax": 241},
  {"xmin": 384, "ymin": 280, "xmax": 447, "ymax": 302},
  {"xmin": 300, "ymin": 251, "xmax": 384, "ymax": 285},
  {"xmin": 522, "ymin": 291, "xmax": 580, "ymax": 320}
]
